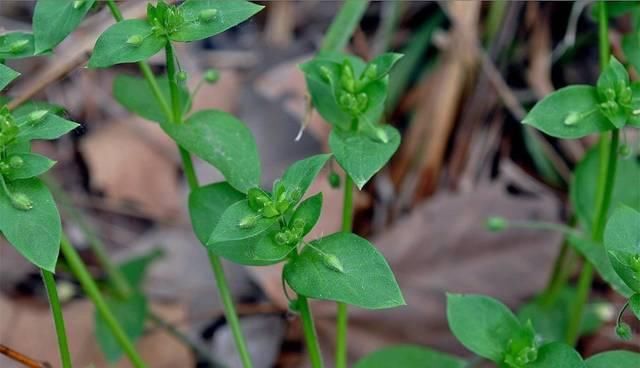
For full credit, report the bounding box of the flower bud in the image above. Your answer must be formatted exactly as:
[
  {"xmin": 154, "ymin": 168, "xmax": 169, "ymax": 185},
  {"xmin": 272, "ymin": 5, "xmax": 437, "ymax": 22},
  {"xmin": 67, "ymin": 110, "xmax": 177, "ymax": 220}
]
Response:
[
  {"xmin": 0, "ymin": 162, "xmax": 9, "ymax": 174},
  {"xmin": 28, "ymin": 110, "xmax": 48, "ymax": 124},
  {"xmin": 11, "ymin": 192, "xmax": 33, "ymax": 211},
  {"xmin": 262, "ymin": 204, "xmax": 280, "ymax": 218},
  {"xmin": 618, "ymin": 144, "xmax": 632, "ymax": 158},
  {"xmin": 364, "ymin": 64, "xmax": 378, "ymax": 80},
  {"xmin": 8, "ymin": 156, "xmax": 23, "ymax": 169},
  {"xmin": 320, "ymin": 66, "xmax": 332, "ymax": 83},
  {"xmin": 486, "ymin": 216, "xmax": 508, "ymax": 232},
  {"xmin": 288, "ymin": 188, "xmax": 302, "ymax": 203},
  {"xmin": 322, "ymin": 253, "xmax": 344, "ymax": 273},
  {"xmin": 204, "ymin": 69, "xmax": 220, "ymax": 84},
  {"xmin": 177, "ymin": 71, "xmax": 188, "ymax": 81},
  {"xmin": 9, "ymin": 39, "xmax": 29, "ymax": 54},
  {"xmin": 126, "ymin": 34, "xmax": 144, "ymax": 47},
  {"xmin": 328, "ymin": 172, "xmax": 340, "ymax": 188},
  {"xmin": 339, "ymin": 92, "xmax": 357, "ymax": 112},
  {"xmin": 616, "ymin": 323, "xmax": 632, "ymax": 340},
  {"xmin": 238, "ymin": 215, "xmax": 257, "ymax": 229},
  {"xmin": 275, "ymin": 231, "xmax": 289, "ymax": 245},
  {"xmin": 198, "ymin": 8, "xmax": 218, "ymax": 22},
  {"xmin": 563, "ymin": 112, "xmax": 581, "ymax": 126},
  {"xmin": 374, "ymin": 127, "xmax": 389, "ymax": 144},
  {"xmin": 73, "ymin": 0, "xmax": 86, "ymax": 9},
  {"xmin": 292, "ymin": 218, "xmax": 305, "ymax": 230}
]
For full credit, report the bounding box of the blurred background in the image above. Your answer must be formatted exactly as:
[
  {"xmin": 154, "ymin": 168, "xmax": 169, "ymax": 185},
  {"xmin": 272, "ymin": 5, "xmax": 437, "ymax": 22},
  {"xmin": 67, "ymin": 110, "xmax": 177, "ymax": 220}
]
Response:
[{"xmin": 1, "ymin": 1, "xmax": 639, "ymax": 367}]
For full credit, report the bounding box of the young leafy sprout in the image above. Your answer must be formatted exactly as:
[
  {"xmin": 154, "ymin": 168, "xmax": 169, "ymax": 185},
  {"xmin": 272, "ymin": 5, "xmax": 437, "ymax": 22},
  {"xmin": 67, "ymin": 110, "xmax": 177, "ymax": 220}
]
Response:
[
  {"xmin": 301, "ymin": 52, "xmax": 403, "ymax": 189},
  {"xmin": 0, "ymin": 64, "xmax": 78, "ymax": 272}
]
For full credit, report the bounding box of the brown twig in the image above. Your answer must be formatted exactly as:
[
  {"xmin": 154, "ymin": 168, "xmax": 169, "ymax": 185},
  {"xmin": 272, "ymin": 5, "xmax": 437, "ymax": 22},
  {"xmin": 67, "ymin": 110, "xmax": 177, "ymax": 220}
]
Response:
[{"xmin": 0, "ymin": 344, "xmax": 52, "ymax": 368}]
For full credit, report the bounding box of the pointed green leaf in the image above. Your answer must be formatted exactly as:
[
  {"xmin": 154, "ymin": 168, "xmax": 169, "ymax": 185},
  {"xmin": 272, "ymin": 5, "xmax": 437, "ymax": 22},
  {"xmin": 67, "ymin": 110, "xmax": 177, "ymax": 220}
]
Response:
[
  {"xmin": 446, "ymin": 294, "xmax": 521, "ymax": 362},
  {"xmin": 289, "ymin": 193, "xmax": 322, "ymax": 238},
  {"xmin": 0, "ymin": 178, "xmax": 61, "ymax": 271},
  {"xmin": 33, "ymin": 0, "xmax": 96, "ymax": 54},
  {"xmin": 0, "ymin": 32, "xmax": 36, "ymax": 59},
  {"xmin": 113, "ymin": 74, "xmax": 189, "ymax": 125},
  {"xmin": 0, "ymin": 63, "xmax": 19, "ymax": 91},
  {"xmin": 301, "ymin": 59, "xmax": 353, "ymax": 129},
  {"xmin": 162, "ymin": 109, "xmax": 260, "ymax": 193},
  {"xmin": 11, "ymin": 101, "xmax": 65, "ymax": 119},
  {"xmin": 3, "ymin": 153, "xmax": 56, "ymax": 181},
  {"xmin": 89, "ymin": 19, "xmax": 165, "ymax": 68},
  {"xmin": 119, "ymin": 249, "xmax": 163, "ymax": 289},
  {"xmin": 284, "ymin": 232, "xmax": 404, "ymax": 309},
  {"xmin": 15, "ymin": 111, "xmax": 79, "ymax": 142},
  {"xmin": 95, "ymin": 292, "xmax": 147, "ymax": 363},
  {"xmin": 363, "ymin": 53, "xmax": 404, "ymax": 83},
  {"xmin": 523, "ymin": 85, "xmax": 612, "ymax": 139},
  {"xmin": 354, "ymin": 345, "xmax": 466, "ymax": 368},
  {"xmin": 329, "ymin": 126, "xmax": 400, "ymax": 189},
  {"xmin": 189, "ymin": 182, "xmax": 245, "ymax": 245},
  {"xmin": 623, "ymin": 33, "xmax": 640, "ymax": 78},
  {"xmin": 171, "ymin": 0, "xmax": 264, "ymax": 42},
  {"xmin": 586, "ymin": 350, "xmax": 640, "ymax": 368},
  {"xmin": 207, "ymin": 200, "xmax": 276, "ymax": 244},
  {"xmin": 604, "ymin": 206, "xmax": 640, "ymax": 293},
  {"xmin": 596, "ymin": 56, "xmax": 631, "ymax": 128},
  {"xmin": 571, "ymin": 144, "xmax": 640, "ymax": 232},
  {"xmin": 527, "ymin": 343, "xmax": 585, "ymax": 368},
  {"xmin": 630, "ymin": 293, "xmax": 640, "ymax": 320},
  {"xmin": 567, "ymin": 234, "xmax": 634, "ymax": 298},
  {"xmin": 280, "ymin": 154, "xmax": 331, "ymax": 203}
]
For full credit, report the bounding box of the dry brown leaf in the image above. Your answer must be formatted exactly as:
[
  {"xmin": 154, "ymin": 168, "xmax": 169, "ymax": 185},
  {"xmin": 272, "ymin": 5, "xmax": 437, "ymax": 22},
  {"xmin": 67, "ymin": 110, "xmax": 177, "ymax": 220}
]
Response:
[{"xmin": 80, "ymin": 118, "xmax": 180, "ymax": 220}]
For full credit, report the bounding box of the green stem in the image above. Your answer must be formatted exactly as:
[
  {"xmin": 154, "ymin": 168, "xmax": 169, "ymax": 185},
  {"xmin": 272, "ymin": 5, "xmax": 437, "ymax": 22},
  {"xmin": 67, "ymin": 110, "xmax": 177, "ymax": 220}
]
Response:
[
  {"xmin": 298, "ymin": 296, "xmax": 324, "ymax": 368},
  {"xmin": 41, "ymin": 269, "xmax": 73, "ymax": 368},
  {"xmin": 565, "ymin": 1, "xmax": 619, "ymax": 347},
  {"xmin": 60, "ymin": 237, "xmax": 147, "ymax": 368},
  {"xmin": 336, "ymin": 174, "xmax": 354, "ymax": 368},
  {"xmin": 320, "ymin": 0, "xmax": 369, "ymax": 53},
  {"xmin": 105, "ymin": 0, "xmax": 123, "ymax": 22},
  {"xmin": 164, "ymin": 34, "xmax": 253, "ymax": 368}
]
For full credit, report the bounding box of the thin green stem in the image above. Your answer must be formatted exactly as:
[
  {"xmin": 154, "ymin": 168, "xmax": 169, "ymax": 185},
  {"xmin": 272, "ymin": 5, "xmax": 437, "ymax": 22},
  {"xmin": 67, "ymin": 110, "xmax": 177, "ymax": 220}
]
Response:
[
  {"xmin": 336, "ymin": 174, "xmax": 354, "ymax": 368},
  {"xmin": 298, "ymin": 296, "xmax": 324, "ymax": 368},
  {"xmin": 105, "ymin": 0, "xmax": 123, "ymax": 22},
  {"xmin": 164, "ymin": 42, "xmax": 182, "ymax": 125},
  {"xmin": 566, "ymin": 0, "xmax": 622, "ymax": 348},
  {"xmin": 41, "ymin": 269, "xmax": 73, "ymax": 368},
  {"xmin": 207, "ymin": 253, "xmax": 253, "ymax": 368},
  {"xmin": 320, "ymin": 0, "xmax": 369, "ymax": 53},
  {"xmin": 540, "ymin": 242, "xmax": 572, "ymax": 307},
  {"xmin": 60, "ymin": 236, "xmax": 147, "ymax": 368}
]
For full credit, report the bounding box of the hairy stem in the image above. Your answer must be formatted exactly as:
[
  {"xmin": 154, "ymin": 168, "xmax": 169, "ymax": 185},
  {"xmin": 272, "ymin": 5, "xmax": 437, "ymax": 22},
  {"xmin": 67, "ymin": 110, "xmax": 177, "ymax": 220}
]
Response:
[
  {"xmin": 41, "ymin": 270, "xmax": 73, "ymax": 368},
  {"xmin": 298, "ymin": 296, "xmax": 324, "ymax": 368},
  {"xmin": 60, "ymin": 237, "xmax": 147, "ymax": 368},
  {"xmin": 566, "ymin": 3, "xmax": 618, "ymax": 345}
]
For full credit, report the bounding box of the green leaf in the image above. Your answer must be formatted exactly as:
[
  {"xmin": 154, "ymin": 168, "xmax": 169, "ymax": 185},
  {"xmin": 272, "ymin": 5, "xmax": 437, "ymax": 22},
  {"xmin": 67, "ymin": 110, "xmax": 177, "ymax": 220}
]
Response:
[
  {"xmin": 33, "ymin": 0, "xmax": 96, "ymax": 54},
  {"xmin": 207, "ymin": 200, "xmax": 276, "ymax": 244},
  {"xmin": 353, "ymin": 345, "xmax": 466, "ymax": 368},
  {"xmin": 523, "ymin": 85, "xmax": 612, "ymax": 139},
  {"xmin": 15, "ymin": 112, "xmax": 79, "ymax": 143},
  {"xmin": 162, "ymin": 109, "xmax": 260, "ymax": 193},
  {"xmin": 189, "ymin": 182, "xmax": 272, "ymax": 265},
  {"xmin": 280, "ymin": 154, "xmax": 331, "ymax": 203},
  {"xmin": 3, "ymin": 153, "xmax": 56, "ymax": 181},
  {"xmin": 527, "ymin": 343, "xmax": 585, "ymax": 368},
  {"xmin": 571, "ymin": 144, "xmax": 640, "ymax": 232},
  {"xmin": 596, "ymin": 56, "xmax": 631, "ymax": 128},
  {"xmin": 586, "ymin": 350, "xmax": 640, "ymax": 368},
  {"xmin": 171, "ymin": 0, "xmax": 264, "ymax": 42},
  {"xmin": 95, "ymin": 292, "xmax": 147, "ymax": 363},
  {"xmin": 252, "ymin": 193, "xmax": 323, "ymax": 263},
  {"xmin": 446, "ymin": 293, "xmax": 521, "ymax": 362},
  {"xmin": 629, "ymin": 82, "xmax": 640, "ymax": 127},
  {"xmin": 359, "ymin": 79, "xmax": 389, "ymax": 128},
  {"xmin": 604, "ymin": 206, "xmax": 640, "ymax": 293},
  {"xmin": 0, "ymin": 63, "xmax": 20, "ymax": 91},
  {"xmin": 624, "ymin": 33, "xmax": 640, "ymax": 80},
  {"xmin": 301, "ymin": 59, "xmax": 353, "ymax": 129},
  {"xmin": 567, "ymin": 234, "xmax": 634, "ymax": 298},
  {"xmin": 630, "ymin": 293, "xmax": 640, "ymax": 320},
  {"xmin": 329, "ymin": 125, "xmax": 400, "ymax": 189},
  {"xmin": 284, "ymin": 232, "xmax": 404, "ymax": 309},
  {"xmin": 11, "ymin": 101, "xmax": 65, "ymax": 119},
  {"xmin": 113, "ymin": 74, "xmax": 189, "ymax": 125},
  {"xmin": 119, "ymin": 248, "xmax": 163, "ymax": 289},
  {"xmin": 0, "ymin": 32, "xmax": 36, "ymax": 59},
  {"xmin": 363, "ymin": 53, "xmax": 404, "ymax": 83},
  {"xmin": 0, "ymin": 178, "xmax": 61, "ymax": 271},
  {"xmin": 89, "ymin": 19, "xmax": 165, "ymax": 68}
]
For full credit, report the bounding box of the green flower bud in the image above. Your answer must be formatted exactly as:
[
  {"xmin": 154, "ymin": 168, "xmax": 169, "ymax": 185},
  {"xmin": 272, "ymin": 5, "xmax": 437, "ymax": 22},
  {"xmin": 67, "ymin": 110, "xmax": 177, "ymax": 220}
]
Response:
[
  {"xmin": 616, "ymin": 322, "xmax": 633, "ymax": 340},
  {"xmin": 8, "ymin": 156, "xmax": 23, "ymax": 169},
  {"xmin": 288, "ymin": 188, "xmax": 302, "ymax": 203},
  {"xmin": 238, "ymin": 214, "xmax": 257, "ymax": 229},
  {"xmin": 275, "ymin": 231, "xmax": 289, "ymax": 245},
  {"xmin": 340, "ymin": 61, "xmax": 356, "ymax": 93},
  {"xmin": 292, "ymin": 218, "xmax": 305, "ymax": 230},
  {"xmin": 486, "ymin": 216, "xmax": 508, "ymax": 232},
  {"xmin": 374, "ymin": 127, "xmax": 389, "ymax": 144},
  {"xmin": 73, "ymin": 0, "xmax": 86, "ymax": 9},
  {"xmin": 28, "ymin": 109, "xmax": 48, "ymax": 124},
  {"xmin": 10, "ymin": 192, "xmax": 33, "ymax": 211},
  {"xmin": 618, "ymin": 86, "xmax": 633, "ymax": 105},
  {"xmin": 321, "ymin": 253, "xmax": 344, "ymax": 273},
  {"xmin": 126, "ymin": 34, "xmax": 144, "ymax": 47},
  {"xmin": 204, "ymin": 69, "xmax": 220, "ymax": 84},
  {"xmin": 0, "ymin": 162, "xmax": 9, "ymax": 174},
  {"xmin": 356, "ymin": 93, "xmax": 368, "ymax": 112},
  {"xmin": 328, "ymin": 172, "xmax": 340, "ymax": 188},
  {"xmin": 339, "ymin": 92, "xmax": 357, "ymax": 112},
  {"xmin": 320, "ymin": 66, "xmax": 332, "ymax": 83},
  {"xmin": 563, "ymin": 112, "xmax": 581, "ymax": 126},
  {"xmin": 618, "ymin": 144, "xmax": 632, "ymax": 158},
  {"xmin": 262, "ymin": 204, "xmax": 280, "ymax": 218},
  {"xmin": 276, "ymin": 199, "xmax": 290, "ymax": 214},
  {"xmin": 198, "ymin": 8, "xmax": 218, "ymax": 22},
  {"xmin": 9, "ymin": 39, "xmax": 29, "ymax": 54},
  {"xmin": 177, "ymin": 71, "xmax": 188, "ymax": 81},
  {"xmin": 364, "ymin": 64, "xmax": 378, "ymax": 80},
  {"xmin": 604, "ymin": 88, "xmax": 616, "ymax": 101}
]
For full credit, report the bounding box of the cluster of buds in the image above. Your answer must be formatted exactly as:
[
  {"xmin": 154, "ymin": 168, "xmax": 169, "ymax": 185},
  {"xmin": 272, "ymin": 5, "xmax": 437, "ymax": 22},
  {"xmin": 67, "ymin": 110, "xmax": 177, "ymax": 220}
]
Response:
[
  {"xmin": 147, "ymin": 1, "xmax": 185, "ymax": 37},
  {"xmin": 502, "ymin": 324, "xmax": 539, "ymax": 368},
  {"xmin": 598, "ymin": 79, "xmax": 633, "ymax": 119},
  {"xmin": 0, "ymin": 155, "xmax": 23, "ymax": 175},
  {"xmin": 238, "ymin": 181, "xmax": 302, "ymax": 229},
  {"xmin": 0, "ymin": 107, "xmax": 18, "ymax": 147},
  {"xmin": 274, "ymin": 218, "xmax": 306, "ymax": 246}
]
